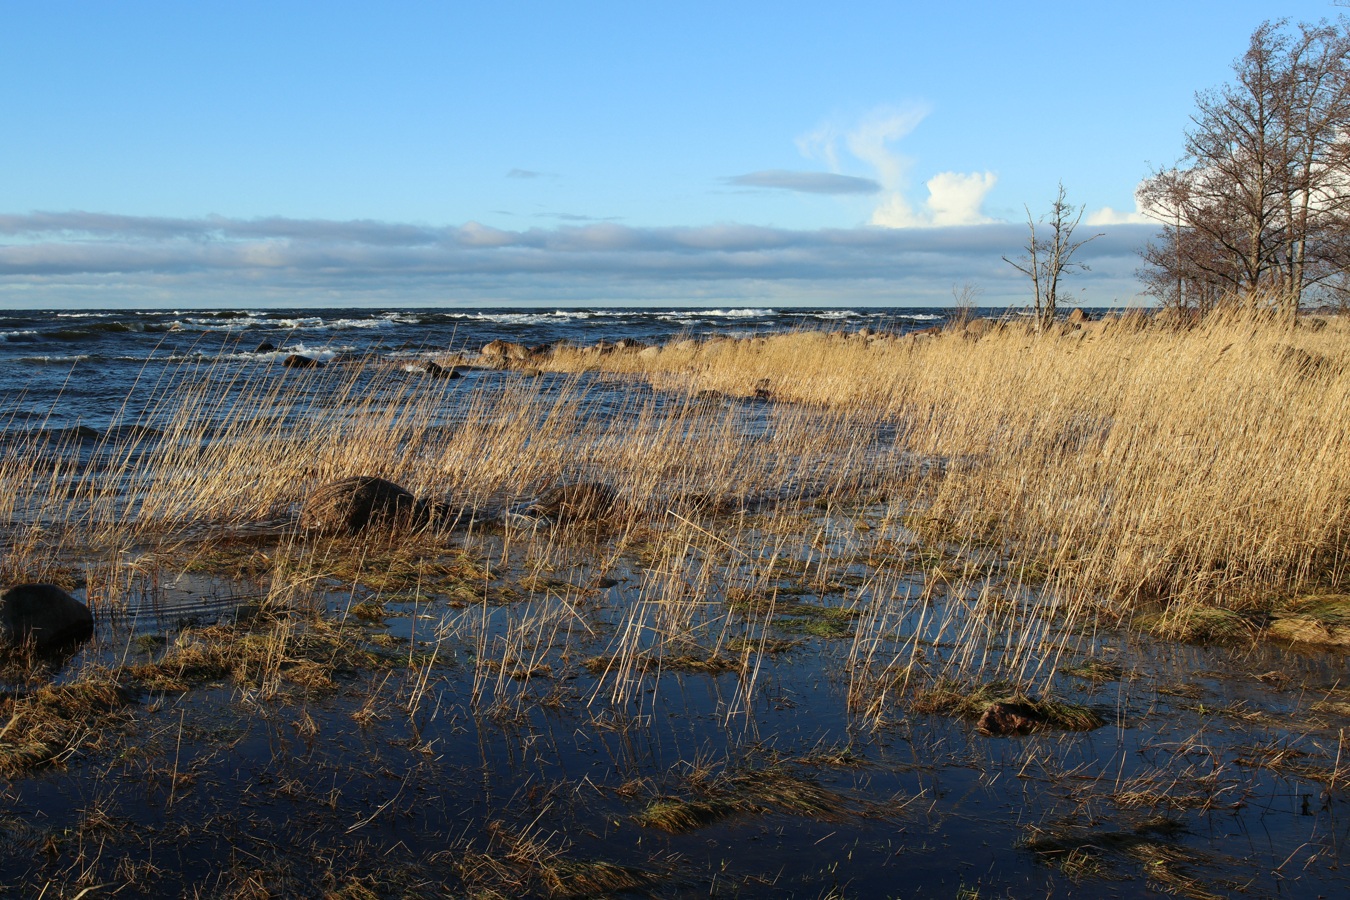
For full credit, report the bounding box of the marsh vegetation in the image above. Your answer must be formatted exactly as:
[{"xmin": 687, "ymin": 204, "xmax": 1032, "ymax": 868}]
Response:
[{"xmin": 1, "ymin": 310, "xmax": 1347, "ymax": 897}]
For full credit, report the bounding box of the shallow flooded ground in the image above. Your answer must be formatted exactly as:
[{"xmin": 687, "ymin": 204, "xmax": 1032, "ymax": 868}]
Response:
[{"xmin": 2, "ymin": 497, "xmax": 1345, "ymax": 898}]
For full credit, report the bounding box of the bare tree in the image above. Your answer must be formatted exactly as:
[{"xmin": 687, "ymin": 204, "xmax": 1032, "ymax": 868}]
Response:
[
  {"xmin": 949, "ymin": 280, "xmax": 981, "ymax": 329},
  {"xmin": 1138, "ymin": 18, "xmax": 1350, "ymax": 319},
  {"xmin": 1003, "ymin": 184, "xmax": 1101, "ymax": 331}
]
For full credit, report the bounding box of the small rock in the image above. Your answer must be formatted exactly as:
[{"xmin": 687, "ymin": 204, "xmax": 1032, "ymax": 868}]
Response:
[
  {"xmin": 300, "ymin": 476, "xmax": 426, "ymax": 535},
  {"xmin": 255, "ymin": 341, "xmax": 277, "ymax": 353},
  {"xmin": 423, "ymin": 361, "xmax": 461, "ymax": 379},
  {"xmin": 283, "ymin": 354, "xmax": 323, "ymax": 369},
  {"xmin": 532, "ymin": 483, "xmax": 623, "ymax": 523},
  {"xmin": 0, "ymin": 584, "xmax": 94, "ymax": 652}
]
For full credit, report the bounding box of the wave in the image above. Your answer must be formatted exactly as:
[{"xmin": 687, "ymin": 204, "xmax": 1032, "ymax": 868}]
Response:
[
  {"xmin": 51, "ymin": 321, "xmax": 151, "ymax": 339},
  {"xmin": 112, "ymin": 343, "xmax": 349, "ymax": 363},
  {"xmin": 440, "ymin": 310, "xmax": 627, "ymax": 326},
  {"xmin": 16, "ymin": 354, "xmax": 92, "ymax": 364},
  {"xmin": 223, "ymin": 343, "xmax": 347, "ymax": 363},
  {"xmin": 0, "ymin": 330, "xmax": 41, "ymax": 342},
  {"xmin": 802, "ymin": 310, "xmax": 861, "ymax": 320},
  {"xmin": 169, "ymin": 313, "xmax": 401, "ymax": 332}
]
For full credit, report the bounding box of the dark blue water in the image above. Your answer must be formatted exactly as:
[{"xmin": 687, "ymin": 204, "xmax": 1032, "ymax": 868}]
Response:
[{"xmin": 0, "ymin": 307, "xmax": 948, "ymax": 431}]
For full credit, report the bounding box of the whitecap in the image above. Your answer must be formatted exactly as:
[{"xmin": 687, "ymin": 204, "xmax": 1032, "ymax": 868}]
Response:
[{"xmin": 16, "ymin": 354, "xmax": 91, "ymax": 363}]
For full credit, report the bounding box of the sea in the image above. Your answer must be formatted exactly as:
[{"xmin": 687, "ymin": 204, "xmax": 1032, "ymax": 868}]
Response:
[{"xmin": 0, "ymin": 306, "xmax": 952, "ymax": 432}]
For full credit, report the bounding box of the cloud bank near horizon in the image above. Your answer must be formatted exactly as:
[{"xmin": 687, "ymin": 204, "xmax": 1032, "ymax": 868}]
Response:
[{"xmin": 0, "ymin": 211, "xmax": 1155, "ymax": 307}]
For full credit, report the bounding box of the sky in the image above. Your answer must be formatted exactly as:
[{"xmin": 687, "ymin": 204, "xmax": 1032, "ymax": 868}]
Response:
[{"xmin": 0, "ymin": 0, "xmax": 1343, "ymax": 309}]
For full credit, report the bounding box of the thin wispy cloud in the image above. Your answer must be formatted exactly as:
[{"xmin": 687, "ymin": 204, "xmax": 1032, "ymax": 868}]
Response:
[
  {"xmin": 533, "ymin": 212, "xmax": 623, "ymax": 222},
  {"xmin": 506, "ymin": 168, "xmax": 546, "ymax": 179},
  {"xmin": 726, "ymin": 170, "xmax": 881, "ymax": 195}
]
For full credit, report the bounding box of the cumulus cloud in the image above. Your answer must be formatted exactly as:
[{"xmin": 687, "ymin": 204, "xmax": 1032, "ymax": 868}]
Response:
[
  {"xmin": 727, "ymin": 170, "xmax": 882, "ymax": 195},
  {"xmin": 0, "ymin": 210, "xmax": 1153, "ymax": 306},
  {"xmin": 1085, "ymin": 205, "xmax": 1153, "ymax": 226},
  {"xmin": 872, "ymin": 171, "xmax": 998, "ymax": 228}
]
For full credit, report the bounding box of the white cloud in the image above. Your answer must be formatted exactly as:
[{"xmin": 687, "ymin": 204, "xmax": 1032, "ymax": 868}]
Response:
[
  {"xmin": 924, "ymin": 172, "xmax": 998, "ymax": 227},
  {"xmin": 797, "ymin": 105, "xmax": 997, "ymax": 229},
  {"xmin": 873, "ymin": 171, "xmax": 999, "ymax": 228},
  {"xmin": 1086, "ymin": 205, "xmax": 1152, "ymax": 226}
]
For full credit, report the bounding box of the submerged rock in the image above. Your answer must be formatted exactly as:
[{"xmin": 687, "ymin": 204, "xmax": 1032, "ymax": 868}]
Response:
[
  {"xmin": 283, "ymin": 354, "xmax": 324, "ymax": 369},
  {"xmin": 255, "ymin": 341, "xmax": 277, "ymax": 353},
  {"xmin": 0, "ymin": 584, "xmax": 94, "ymax": 652},
  {"xmin": 300, "ymin": 476, "xmax": 427, "ymax": 535}
]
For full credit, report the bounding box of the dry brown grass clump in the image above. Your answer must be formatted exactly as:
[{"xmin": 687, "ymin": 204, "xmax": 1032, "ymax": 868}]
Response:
[
  {"xmin": 0, "ymin": 676, "xmax": 132, "ymax": 775},
  {"xmin": 126, "ymin": 618, "xmax": 386, "ymax": 694},
  {"xmin": 911, "ymin": 679, "xmax": 1105, "ymax": 732},
  {"xmin": 1267, "ymin": 593, "xmax": 1350, "ymax": 647},
  {"xmin": 633, "ymin": 763, "xmax": 847, "ymax": 833},
  {"xmin": 456, "ymin": 821, "xmax": 661, "ymax": 898}
]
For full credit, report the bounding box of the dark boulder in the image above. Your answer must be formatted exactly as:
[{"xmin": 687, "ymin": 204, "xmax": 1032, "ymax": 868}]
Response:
[
  {"xmin": 255, "ymin": 341, "xmax": 277, "ymax": 353},
  {"xmin": 300, "ymin": 476, "xmax": 427, "ymax": 535},
  {"xmin": 424, "ymin": 361, "xmax": 461, "ymax": 379},
  {"xmin": 0, "ymin": 584, "xmax": 94, "ymax": 652},
  {"xmin": 283, "ymin": 354, "xmax": 324, "ymax": 369}
]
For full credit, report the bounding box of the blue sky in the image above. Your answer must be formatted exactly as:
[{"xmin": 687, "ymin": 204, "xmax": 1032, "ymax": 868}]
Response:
[{"xmin": 0, "ymin": 1, "xmax": 1340, "ymax": 308}]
